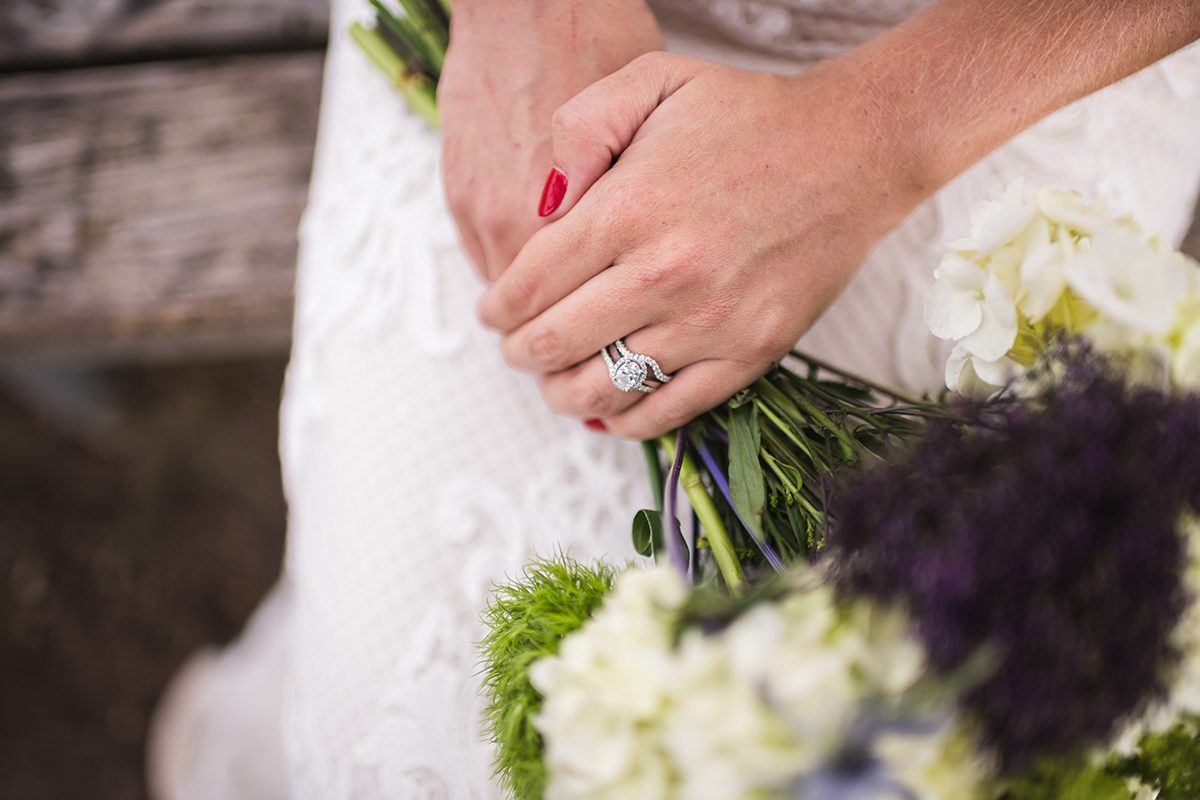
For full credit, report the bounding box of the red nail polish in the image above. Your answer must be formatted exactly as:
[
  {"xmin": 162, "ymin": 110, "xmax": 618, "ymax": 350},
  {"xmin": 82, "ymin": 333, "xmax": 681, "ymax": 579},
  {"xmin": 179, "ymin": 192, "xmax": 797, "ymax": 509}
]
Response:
[
  {"xmin": 537, "ymin": 167, "xmax": 568, "ymax": 217},
  {"xmin": 584, "ymin": 418, "xmax": 607, "ymax": 433}
]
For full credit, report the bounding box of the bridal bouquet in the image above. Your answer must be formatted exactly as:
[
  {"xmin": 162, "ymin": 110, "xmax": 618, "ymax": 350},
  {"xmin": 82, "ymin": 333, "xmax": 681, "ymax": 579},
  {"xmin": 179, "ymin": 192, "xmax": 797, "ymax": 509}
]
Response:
[
  {"xmin": 351, "ymin": 10, "xmax": 1200, "ymax": 798},
  {"xmin": 479, "ymin": 190, "xmax": 1200, "ymax": 800}
]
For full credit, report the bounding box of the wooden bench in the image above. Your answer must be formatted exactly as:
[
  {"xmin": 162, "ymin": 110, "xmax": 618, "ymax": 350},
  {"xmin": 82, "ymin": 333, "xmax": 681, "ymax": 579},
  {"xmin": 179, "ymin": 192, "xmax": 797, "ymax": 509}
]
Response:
[{"xmin": 0, "ymin": 0, "xmax": 327, "ymax": 362}]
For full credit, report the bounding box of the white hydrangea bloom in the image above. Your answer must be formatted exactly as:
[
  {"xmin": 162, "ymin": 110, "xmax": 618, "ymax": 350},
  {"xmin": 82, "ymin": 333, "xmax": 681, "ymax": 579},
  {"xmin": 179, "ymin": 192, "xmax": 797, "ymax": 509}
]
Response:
[
  {"xmin": 926, "ymin": 256, "xmax": 1018, "ymax": 362},
  {"xmin": 532, "ymin": 567, "xmax": 984, "ymax": 800},
  {"xmin": 931, "ymin": 182, "xmax": 1200, "ymax": 397},
  {"xmin": 944, "ymin": 343, "xmax": 1019, "ymax": 400},
  {"xmin": 1064, "ymin": 227, "xmax": 1193, "ymax": 336},
  {"xmin": 529, "ymin": 568, "xmax": 688, "ymax": 798},
  {"xmin": 1015, "ymin": 215, "xmax": 1072, "ymax": 322},
  {"xmin": 1036, "ymin": 187, "xmax": 1124, "ymax": 235},
  {"xmin": 954, "ymin": 178, "xmax": 1036, "ymax": 255}
]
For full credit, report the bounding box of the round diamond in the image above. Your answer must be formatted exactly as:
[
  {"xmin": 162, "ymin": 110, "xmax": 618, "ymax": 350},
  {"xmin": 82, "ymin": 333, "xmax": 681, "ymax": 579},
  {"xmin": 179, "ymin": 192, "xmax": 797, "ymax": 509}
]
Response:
[{"xmin": 612, "ymin": 358, "xmax": 647, "ymax": 391}]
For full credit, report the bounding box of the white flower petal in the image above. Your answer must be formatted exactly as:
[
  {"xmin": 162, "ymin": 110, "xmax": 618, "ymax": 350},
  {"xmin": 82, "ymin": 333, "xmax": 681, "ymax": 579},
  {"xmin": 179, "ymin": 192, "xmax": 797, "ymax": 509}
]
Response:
[
  {"xmin": 1016, "ymin": 216, "xmax": 1069, "ymax": 321},
  {"xmin": 925, "ymin": 280, "xmax": 983, "ymax": 340},
  {"xmin": 959, "ymin": 273, "xmax": 1018, "ymax": 361},
  {"xmin": 1066, "ymin": 227, "xmax": 1190, "ymax": 335},
  {"xmin": 945, "ymin": 344, "xmax": 1009, "ymax": 400},
  {"xmin": 969, "ymin": 179, "xmax": 1035, "ymax": 255},
  {"xmin": 1035, "ymin": 187, "xmax": 1112, "ymax": 234},
  {"xmin": 933, "ymin": 254, "xmax": 986, "ymax": 289}
]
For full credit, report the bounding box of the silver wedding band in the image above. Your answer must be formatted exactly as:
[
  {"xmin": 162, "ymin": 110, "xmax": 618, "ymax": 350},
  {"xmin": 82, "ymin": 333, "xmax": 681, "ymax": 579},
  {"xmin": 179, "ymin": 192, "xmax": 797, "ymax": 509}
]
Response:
[{"xmin": 601, "ymin": 339, "xmax": 673, "ymax": 394}]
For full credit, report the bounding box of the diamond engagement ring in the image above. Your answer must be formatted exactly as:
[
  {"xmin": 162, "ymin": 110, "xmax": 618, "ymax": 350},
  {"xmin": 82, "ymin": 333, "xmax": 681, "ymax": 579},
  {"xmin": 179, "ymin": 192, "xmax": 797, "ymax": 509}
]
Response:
[{"xmin": 601, "ymin": 339, "xmax": 673, "ymax": 393}]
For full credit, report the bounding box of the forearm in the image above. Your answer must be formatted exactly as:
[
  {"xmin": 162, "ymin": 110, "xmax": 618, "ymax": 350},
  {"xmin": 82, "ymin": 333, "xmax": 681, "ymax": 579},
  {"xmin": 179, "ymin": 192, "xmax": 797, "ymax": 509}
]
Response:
[{"xmin": 848, "ymin": 0, "xmax": 1200, "ymax": 211}]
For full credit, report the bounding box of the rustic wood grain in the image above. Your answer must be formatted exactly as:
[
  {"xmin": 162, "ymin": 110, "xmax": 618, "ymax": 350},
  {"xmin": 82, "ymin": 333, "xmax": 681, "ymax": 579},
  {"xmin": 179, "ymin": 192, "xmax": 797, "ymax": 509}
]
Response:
[
  {"xmin": 0, "ymin": 0, "xmax": 328, "ymax": 71},
  {"xmin": 0, "ymin": 53, "xmax": 322, "ymax": 361}
]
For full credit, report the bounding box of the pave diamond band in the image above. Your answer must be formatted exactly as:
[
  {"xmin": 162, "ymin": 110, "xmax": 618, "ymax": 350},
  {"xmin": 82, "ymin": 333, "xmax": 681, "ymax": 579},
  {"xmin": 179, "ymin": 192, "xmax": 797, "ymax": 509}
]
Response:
[{"xmin": 601, "ymin": 339, "xmax": 673, "ymax": 394}]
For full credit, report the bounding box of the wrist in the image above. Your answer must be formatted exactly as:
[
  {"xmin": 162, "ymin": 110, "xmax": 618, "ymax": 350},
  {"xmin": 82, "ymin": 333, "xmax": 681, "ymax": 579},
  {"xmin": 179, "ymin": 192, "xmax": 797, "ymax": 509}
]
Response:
[{"xmin": 782, "ymin": 58, "xmax": 939, "ymax": 235}]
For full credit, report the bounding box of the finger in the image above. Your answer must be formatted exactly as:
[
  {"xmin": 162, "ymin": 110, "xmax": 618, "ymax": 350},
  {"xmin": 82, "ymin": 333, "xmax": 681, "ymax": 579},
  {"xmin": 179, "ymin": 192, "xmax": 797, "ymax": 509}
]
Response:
[
  {"xmin": 538, "ymin": 355, "xmax": 645, "ymax": 421},
  {"xmin": 537, "ymin": 327, "xmax": 701, "ymax": 420},
  {"xmin": 476, "ymin": 209, "xmax": 611, "ymax": 333},
  {"xmin": 600, "ymin": 359, "xmax": 765, "ymax": 441},
  {"xmin": 499, "ymin": 256, "xmax": 686, "ymax": 373},
  {"xmin": 537, "ymin": 52, "xmax": 699, "ymax": 223}
]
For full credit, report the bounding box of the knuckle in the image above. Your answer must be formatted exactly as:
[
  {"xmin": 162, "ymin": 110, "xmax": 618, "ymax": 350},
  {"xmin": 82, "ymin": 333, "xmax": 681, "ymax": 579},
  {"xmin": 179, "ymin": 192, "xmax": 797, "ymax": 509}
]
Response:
[
  {"xmin": 659, "ymin": 238, "xmax": 702, "ymax": 283},
  {"xmin": 497, "ymin": 271, "xmax": 538, "ymax": 325},
  {"xmin": 525, "ymin": 326, "xmax": 564, "ymax": 370},
  {"xmin": 551, "ymin": 102, "xmax": 587, "ymax": 141},
  {"xmin": 477, "ymin": 203, "xmax": 509, "ymax": 243},
  {"xmin": 631, "ymin": 259, "xmax": 676, "ymax": 294},
  {"xmin": 743, "ymin": 306, "xmax": 791, "ymax": 363},
  {"xmin": 570, "ymin": 378, "xmax": 617, "ymax": 417},
  {"xmin": 630, "ymin": 51, "xmax": 671, "ymax": 73}
]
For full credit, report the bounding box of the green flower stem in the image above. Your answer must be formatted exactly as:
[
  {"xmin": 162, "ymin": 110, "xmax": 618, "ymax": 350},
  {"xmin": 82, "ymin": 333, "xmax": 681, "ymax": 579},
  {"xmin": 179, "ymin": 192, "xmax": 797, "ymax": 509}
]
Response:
[
  {"xmin": 659, "ymin": 434, "xmax": 746, "ymax": 593},
  {"xmin": 349, "ymin": 23, "xmax": 441, "ymax": 127},
  {"xmin": 789, "ymin": 350, "xmax": 927, "ymax": 406},
  {"xmin": 641, "ymin": 441, "xmax": 665, "ymax": 514},
  {"xmin": 753, "ymin": 395, "xmax": 816, "ymax": 460}
]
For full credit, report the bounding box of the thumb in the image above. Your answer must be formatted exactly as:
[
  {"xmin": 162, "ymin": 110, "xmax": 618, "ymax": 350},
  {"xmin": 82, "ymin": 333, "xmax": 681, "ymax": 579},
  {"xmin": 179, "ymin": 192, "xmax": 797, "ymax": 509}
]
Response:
[{"xmin": 535, "ymin": 52, "xmax": 697, "ymax": 220}]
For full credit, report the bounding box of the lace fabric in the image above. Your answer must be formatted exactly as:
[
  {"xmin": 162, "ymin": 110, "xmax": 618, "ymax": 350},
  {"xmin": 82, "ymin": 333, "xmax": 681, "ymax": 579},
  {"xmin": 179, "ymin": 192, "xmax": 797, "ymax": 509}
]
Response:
[{"xmin": 148, "ymin": 1, "xmax": 1200, "ymax": 797}]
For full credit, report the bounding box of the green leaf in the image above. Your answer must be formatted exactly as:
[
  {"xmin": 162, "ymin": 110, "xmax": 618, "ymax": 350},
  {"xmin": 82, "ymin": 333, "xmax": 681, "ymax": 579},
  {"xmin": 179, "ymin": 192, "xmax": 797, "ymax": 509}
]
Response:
[
  {"xmin": 728, "ymin": 403, "xmax": 767, "ymax": 543},
  {"xmin": 815, "ymin": 379, "xmax": 874, "ymax": 403},
  {"xmin": 631, "ymin": 509, "xmax": 664, "ymax": 558}
]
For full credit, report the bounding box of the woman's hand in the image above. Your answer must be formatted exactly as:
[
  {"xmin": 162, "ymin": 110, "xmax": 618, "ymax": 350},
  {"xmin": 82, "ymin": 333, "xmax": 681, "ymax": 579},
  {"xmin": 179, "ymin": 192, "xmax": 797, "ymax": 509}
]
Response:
[
  {"xmin": 438, "ymin": 1, "xmax": 662, "ymax": 282},
  {"xmin": 476, "ymin": 53, "xmax": 926, "ymax": 439},
  {"xmin": 476, "ymin": 0, "xmax": 1200, "ymax": 440}
]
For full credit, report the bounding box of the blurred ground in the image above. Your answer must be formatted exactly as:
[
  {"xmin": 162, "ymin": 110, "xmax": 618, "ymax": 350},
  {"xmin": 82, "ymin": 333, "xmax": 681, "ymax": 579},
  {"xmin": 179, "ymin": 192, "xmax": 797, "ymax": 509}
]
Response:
[{"xmin": 0, "ymin": 358, "xmax": 286, "ymax": 799}]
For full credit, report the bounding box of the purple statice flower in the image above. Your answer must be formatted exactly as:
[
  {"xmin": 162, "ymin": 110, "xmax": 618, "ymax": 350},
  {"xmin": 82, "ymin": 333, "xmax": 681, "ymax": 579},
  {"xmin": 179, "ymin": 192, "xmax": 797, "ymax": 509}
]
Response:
[{"xmin": 825, "ymin": 348, "xmax": 1200, "ymax": 770}]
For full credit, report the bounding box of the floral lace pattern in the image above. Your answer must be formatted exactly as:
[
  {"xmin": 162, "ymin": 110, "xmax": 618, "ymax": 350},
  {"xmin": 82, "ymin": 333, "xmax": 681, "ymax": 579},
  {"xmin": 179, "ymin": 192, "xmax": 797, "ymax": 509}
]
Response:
[{"xmin": 151, "ymin": 1, "xmax": 1200, "ymax": 797}]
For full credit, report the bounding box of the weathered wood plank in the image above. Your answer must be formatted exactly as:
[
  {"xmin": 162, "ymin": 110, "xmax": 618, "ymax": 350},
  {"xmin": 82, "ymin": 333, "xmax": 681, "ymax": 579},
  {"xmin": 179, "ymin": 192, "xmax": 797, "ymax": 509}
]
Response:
[
  {"xmin": 0, "ymin": 53, "xmax": 322, "ymax": 361},
  {"xmin": 0, "ymin": 0, "xmax": 328, "ymax": 71}
]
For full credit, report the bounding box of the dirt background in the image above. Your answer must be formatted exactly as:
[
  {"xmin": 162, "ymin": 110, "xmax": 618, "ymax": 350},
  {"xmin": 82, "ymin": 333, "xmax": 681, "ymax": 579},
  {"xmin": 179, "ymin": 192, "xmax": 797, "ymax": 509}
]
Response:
[{"xmin": 0, "ymin": 357, "xmax": 287, "ymax": 799}]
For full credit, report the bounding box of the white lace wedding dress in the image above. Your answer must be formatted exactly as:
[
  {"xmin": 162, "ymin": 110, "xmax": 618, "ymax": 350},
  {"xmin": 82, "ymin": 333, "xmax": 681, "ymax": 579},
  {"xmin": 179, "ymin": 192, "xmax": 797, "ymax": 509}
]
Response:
[{"xmin": 148, "ymin": 2, "xmax": 1200, "ymax": 798}]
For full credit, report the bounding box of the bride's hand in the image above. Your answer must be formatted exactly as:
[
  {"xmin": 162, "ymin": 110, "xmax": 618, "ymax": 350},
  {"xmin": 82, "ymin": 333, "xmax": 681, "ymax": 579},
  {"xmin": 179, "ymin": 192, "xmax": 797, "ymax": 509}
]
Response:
[
  {"xmin": 438, "ymin": 1, "xmax": 662, "ymax": 282},
  {"xmin": 474, "ymin": 0, "xmax": 1200, "ymax": 439},
  {"xmin": 476, "ymin": 53, "xmax": 926, "ymax": 439}
]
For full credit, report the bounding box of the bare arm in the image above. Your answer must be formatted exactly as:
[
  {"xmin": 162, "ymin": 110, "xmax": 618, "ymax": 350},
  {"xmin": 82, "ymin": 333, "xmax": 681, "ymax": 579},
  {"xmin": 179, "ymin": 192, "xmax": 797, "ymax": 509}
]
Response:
[{"xmin": 866, "ymin": 0, "xmax": 1200, "ymax": 209}]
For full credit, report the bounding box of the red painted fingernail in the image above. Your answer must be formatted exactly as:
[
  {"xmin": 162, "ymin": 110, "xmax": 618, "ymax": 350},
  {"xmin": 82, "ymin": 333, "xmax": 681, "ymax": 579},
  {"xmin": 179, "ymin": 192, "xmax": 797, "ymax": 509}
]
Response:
[
  {"xmin": 584, "ymin": 418, "xmax": 607, "ymax": 433},
  {"xmin": 537, "ymin": 167, "xmax": 568, "ymax": 217}
]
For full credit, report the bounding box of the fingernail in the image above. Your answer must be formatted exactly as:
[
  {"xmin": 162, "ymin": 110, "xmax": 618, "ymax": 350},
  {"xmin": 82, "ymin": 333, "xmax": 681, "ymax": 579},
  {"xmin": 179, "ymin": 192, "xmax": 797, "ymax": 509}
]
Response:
[
  {"xmin": 584, "ymin": 418, "xmax": 607, "ymax": 433},
  {"xmin": 537, "ymin": 167, "xmax": 568, "ymax": 217}
]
